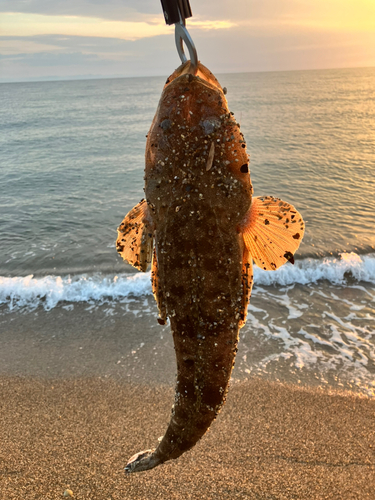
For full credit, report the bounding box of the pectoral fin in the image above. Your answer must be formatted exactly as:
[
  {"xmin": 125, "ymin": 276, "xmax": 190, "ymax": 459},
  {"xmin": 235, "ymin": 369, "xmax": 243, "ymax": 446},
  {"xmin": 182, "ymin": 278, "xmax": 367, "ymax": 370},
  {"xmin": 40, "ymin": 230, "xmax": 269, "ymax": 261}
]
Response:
[
  {"xmin": 239, "ymin": 247, "xmax": 253, "ymax": 328},
  {"xmin": 116, "ymin": 199, "xmax": 154, "ymax": 272},
  {"xmin": 240, "ymin": 196, "xmax": 305, "ymax": 271},
  {"xmin": 151, "ymin": 248, "xmax": 167, "ymax": 325}
]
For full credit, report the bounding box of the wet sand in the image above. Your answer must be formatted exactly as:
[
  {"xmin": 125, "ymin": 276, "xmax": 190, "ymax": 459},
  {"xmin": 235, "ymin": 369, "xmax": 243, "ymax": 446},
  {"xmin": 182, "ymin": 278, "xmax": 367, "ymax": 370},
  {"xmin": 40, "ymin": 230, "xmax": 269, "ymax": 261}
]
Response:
[{"xmin": 0, "ymin": 305, "xmax": 374, "ymax": 499}]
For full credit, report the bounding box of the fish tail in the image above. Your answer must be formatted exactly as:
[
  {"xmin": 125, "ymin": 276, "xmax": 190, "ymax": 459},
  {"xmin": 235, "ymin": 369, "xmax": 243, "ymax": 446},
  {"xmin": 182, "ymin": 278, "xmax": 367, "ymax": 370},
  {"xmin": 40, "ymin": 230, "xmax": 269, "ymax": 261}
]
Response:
[
  {"xmin": 125, "ymin": 384, "xmax": 229, "ymax": 473},
  {"xmin": 125, "ymin": 320, "xmax": 238, "ymax": 472}
]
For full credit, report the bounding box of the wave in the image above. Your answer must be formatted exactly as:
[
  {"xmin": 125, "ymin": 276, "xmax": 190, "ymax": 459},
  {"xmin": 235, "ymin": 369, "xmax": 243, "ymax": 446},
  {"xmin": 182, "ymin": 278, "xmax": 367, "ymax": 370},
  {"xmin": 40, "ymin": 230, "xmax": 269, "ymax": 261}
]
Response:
[
  {"xmin": 1, "ymin": 252, "xmax": 374, "ymax": 311},
  {"xmin": 253, "ymin": 251, "xmax": 375, "ymax": 286}
]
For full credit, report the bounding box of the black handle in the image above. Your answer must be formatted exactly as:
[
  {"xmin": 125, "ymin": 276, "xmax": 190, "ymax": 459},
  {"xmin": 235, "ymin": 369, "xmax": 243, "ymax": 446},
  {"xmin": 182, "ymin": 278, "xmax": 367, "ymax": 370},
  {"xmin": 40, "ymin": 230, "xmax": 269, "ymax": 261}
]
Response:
[{"xmin": 160, "ymin": 0, "xmax": 192, "ymax": 25}]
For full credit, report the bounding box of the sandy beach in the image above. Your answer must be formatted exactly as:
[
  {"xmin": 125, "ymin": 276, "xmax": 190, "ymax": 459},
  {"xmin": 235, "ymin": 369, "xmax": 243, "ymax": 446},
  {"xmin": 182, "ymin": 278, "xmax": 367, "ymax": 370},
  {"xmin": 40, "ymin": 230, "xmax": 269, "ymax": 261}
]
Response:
[{"xmin": 1, "ymin": 305, "xmax": 374, "ymax": 499}]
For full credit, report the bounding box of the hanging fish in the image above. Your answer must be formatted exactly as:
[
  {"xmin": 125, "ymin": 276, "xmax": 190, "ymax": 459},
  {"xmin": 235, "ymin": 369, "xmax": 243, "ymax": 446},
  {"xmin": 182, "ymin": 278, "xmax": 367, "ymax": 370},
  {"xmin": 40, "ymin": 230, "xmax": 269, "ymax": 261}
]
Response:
[{"xmin": 116, "ymin": 61, "xmax": 304, "ymax": 472}]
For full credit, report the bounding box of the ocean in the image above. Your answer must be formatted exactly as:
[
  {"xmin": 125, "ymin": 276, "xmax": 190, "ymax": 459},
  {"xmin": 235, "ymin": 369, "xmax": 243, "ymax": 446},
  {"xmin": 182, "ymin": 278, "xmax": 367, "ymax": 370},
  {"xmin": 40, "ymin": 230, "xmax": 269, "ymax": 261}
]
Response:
[{"xmin": 1, "ymin": 67, "xmax": 374, "ymax": 396}]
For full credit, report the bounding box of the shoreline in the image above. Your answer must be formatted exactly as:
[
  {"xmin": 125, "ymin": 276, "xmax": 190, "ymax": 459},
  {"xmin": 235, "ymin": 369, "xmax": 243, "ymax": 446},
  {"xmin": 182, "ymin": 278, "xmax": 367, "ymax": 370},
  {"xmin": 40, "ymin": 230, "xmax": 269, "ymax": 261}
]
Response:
[{"xmin": 1, "ymin": 300, "xmax": 374, "ymax": 397}]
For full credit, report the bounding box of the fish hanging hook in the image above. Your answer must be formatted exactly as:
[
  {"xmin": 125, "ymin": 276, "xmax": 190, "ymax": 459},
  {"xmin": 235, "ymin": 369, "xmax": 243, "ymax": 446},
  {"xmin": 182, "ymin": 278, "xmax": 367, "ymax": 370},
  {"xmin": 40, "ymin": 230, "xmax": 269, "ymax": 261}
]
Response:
[{"xmin": 160, "ymin": 0, "xmax": 198, "ymax": 75}]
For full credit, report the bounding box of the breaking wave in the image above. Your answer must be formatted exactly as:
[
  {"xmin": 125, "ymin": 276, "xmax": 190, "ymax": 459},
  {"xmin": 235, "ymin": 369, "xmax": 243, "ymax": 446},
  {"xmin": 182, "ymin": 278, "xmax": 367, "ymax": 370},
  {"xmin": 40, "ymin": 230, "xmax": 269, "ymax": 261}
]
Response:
[
  {"xmin": 253, "ymin": 251, "xmax": 375, "ymax": 286},
  {"xmin": 1, "ymin": 252, "xmax": 374, "ymax": 311}
]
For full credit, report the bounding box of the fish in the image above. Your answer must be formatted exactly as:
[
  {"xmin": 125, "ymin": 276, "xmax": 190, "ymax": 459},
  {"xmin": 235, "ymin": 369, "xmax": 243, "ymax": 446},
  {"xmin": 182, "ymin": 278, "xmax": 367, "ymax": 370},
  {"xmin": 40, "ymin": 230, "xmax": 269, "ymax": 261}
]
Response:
[{"xmin": 116, "ymin": 61, "xmax": 304, "ymax": 472}]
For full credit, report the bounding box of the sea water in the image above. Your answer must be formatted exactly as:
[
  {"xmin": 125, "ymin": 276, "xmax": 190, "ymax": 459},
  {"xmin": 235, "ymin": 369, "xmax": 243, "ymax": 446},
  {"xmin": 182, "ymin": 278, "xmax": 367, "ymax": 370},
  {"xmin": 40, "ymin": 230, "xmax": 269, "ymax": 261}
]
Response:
[{"xmin": 1, "ymin": 67, "xmax": 374, "ymax": 395}]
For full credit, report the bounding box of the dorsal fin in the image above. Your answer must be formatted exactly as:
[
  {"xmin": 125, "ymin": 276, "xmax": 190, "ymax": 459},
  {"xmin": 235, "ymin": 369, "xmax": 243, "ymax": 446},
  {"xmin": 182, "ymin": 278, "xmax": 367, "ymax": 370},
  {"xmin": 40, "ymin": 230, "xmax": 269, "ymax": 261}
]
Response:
[
  {"xmin": 240, "ymin": 196, "xmax": 305, "ymax": 271},
  {"xmin": 116, "ymin": 199, "xmax": 154, "ymax": 272}
]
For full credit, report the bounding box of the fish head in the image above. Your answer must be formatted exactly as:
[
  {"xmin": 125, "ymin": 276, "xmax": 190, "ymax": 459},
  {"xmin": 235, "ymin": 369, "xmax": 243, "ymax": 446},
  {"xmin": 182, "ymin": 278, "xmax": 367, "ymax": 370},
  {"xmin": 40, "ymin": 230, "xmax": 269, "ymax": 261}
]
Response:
[
  {"xmin": 145, "ymin": 61, "xmax": 253, "ymax": 225},
  {"xmin": 163, "ymin": 61, "xmax": 225, "ymax": 94}
]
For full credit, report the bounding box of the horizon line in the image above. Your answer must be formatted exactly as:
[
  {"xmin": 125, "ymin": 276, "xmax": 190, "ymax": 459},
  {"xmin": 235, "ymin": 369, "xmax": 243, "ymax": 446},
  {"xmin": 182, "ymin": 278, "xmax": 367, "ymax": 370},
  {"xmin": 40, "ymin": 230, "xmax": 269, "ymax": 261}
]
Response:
[{"xmin": 1, "ymin": 64, "xmax": 374, "ymax": 85}]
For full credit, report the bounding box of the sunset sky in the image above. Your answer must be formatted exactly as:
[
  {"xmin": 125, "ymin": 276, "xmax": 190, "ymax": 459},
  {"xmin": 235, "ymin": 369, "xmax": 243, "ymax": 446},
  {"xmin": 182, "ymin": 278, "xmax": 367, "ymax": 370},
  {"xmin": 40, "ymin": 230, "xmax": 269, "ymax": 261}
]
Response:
[{"xmin": 1, "ymin": 0, "xmax": 375, "ymax": 82}]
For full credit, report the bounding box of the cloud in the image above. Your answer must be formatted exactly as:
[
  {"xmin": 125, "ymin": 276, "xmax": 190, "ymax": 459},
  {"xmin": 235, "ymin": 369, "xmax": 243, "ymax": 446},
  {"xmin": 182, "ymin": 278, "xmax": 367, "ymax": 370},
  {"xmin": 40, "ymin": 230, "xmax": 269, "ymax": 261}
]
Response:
[
  {"xmin": 0, "ymin": 50, "xmax": 105, "ymax": 67},
  {"xmin": 0, "ymin": 0, "xmax": 305, "ymax": 29},
  {"xmin": 0, "ymin": 34, "xmax": 177, "ymax": 81},
  {"xmin": 1, "ymin": 11, "xmax": 235, "ymax": 41},
  {"xmin": 1, "ymin": 0, "xmax": 374, "ymax": 81},
  {"xmin": 0, "ymin": 0, "xmax": 160, "ymax": 21},
  {"xmin": 3, "ymin": 0, "xmax": 374, "ymax": 30},
  {"xmin": 1, "ymin": 27, "xmax": 374, "ymax": 83},
  {"xmin": 0, "ymin": 0, "xmax": 309, "ymax": 24},
  {"xmin": 0, "ymin": 38, "xmax": 63, "ymax": 56},
  {"xmin": 1, "ymin": 13, "xmax": 173, "ymax": 40}
]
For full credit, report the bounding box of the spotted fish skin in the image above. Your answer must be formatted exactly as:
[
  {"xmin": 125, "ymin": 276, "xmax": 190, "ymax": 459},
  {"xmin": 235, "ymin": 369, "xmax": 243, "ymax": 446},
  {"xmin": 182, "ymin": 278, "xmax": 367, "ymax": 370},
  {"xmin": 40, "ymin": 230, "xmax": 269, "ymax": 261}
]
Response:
[{"xmin": 117, "ymin": 61, "xmax": 304, "ymax": 473}]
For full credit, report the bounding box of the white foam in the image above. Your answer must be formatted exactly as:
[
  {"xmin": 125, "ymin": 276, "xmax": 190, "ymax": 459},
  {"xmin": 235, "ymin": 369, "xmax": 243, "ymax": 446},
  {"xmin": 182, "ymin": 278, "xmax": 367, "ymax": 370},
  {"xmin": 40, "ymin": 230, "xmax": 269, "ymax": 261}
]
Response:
[
  {"xmin": 238, "ymin": 280, "xmax": 375, "ymax": 397},
  {"xmin": 0, "ymin": 272, "xmax": 153, "ymax": 311},
  {"xmin": 0, "ymin": 252, "xmax": 374, "ymax": 311},
  {"xmin": 254, "ymin": 252, "xmax": 375, "ymax": 286},
  {"xmin": 267, "ymin": 292, "xmax": 307, "ymax": 319}
]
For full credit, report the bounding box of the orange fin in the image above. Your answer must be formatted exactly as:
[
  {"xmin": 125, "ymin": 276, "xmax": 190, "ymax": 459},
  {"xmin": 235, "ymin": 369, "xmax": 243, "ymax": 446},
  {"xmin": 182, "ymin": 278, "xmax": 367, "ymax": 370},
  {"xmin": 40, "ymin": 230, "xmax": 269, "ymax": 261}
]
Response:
[
  {"xmin": 240, "ymin": 196, "xmax": 305, "ymax": 271},
  {"xmin": 151, "ymin": 248, "xmax": 167, "ymax": 325},
  {"xmin": 239, "ymin": 247, "xmax": 253, "ymax": 329},
  {"xmin": 116, "ymin": 199, "xmax": 154, "ymax": 272}
]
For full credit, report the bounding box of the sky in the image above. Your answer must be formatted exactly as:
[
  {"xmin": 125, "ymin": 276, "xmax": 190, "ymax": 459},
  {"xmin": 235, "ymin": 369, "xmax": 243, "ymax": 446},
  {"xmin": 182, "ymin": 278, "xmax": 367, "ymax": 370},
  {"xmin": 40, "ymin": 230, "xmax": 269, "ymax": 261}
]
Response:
[{"xmin": 1, "ymin": 0, "xmax": 375, "ymax": 82}]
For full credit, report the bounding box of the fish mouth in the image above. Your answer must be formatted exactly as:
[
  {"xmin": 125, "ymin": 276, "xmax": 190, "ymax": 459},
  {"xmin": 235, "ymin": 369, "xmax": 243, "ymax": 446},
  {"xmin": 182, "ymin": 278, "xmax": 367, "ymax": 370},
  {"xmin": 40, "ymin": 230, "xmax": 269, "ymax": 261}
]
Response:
[{"xmin": 164, "ymin": 61, "xmax": 224, "ymax": 94}]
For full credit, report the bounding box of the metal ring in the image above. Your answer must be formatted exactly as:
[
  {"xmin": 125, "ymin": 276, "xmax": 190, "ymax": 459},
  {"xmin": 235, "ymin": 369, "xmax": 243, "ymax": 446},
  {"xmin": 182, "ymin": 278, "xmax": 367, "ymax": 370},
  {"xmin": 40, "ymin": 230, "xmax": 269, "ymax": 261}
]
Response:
[{"xmin": 175, "ymin": 22, "xmax": 198, "ymax": 75}]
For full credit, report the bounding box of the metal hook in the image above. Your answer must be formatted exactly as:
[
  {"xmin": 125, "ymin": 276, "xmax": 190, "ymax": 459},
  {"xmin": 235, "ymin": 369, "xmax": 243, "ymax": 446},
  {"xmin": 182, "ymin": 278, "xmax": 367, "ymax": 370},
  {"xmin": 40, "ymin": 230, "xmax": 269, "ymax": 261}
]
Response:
[
  {"xmin": 175, "ymin": 19, "xmax": 198, "ymax": 74},
  {"xmin": 160, "ymin": 0, "xmax": 198, "ymax": 74}
]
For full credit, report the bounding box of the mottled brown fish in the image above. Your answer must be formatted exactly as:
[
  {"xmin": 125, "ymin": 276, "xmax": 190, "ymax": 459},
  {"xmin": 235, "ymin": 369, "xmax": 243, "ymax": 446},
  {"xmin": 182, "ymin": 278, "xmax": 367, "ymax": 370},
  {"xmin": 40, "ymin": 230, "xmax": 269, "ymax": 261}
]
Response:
[{"xmin": 116, "ymin": 61, "xmax": 304, "ymax": 472}]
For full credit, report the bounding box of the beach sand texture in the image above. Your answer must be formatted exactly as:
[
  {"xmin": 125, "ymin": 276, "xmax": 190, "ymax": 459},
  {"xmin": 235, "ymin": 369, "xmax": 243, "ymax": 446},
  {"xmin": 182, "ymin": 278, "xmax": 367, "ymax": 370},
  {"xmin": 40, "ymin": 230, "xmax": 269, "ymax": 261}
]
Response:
[
  {"xmin": 1, "ymin": 377, "xmax": 374, "ymax": 499},
  {"xmin": 0, "ymin": 307, "xmax": 374, "ymax": 499}
]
